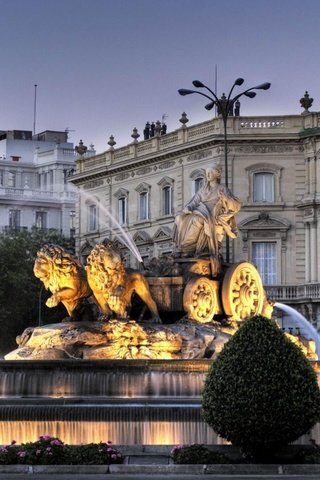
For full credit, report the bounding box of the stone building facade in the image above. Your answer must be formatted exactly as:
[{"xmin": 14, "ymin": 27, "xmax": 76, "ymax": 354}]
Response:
[{"xmin": 70, "ymin": 110, "xmax": 320, "ymax": 329}]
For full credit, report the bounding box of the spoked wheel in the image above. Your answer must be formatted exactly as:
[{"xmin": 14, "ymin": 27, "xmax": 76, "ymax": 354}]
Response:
[
  {"xmin": 183, "ymin": 277, "xmax": 221, "ymax": 323},
  {"xmin": 221, "ymin": 262, "xmax": 264, "ymax": 321}
]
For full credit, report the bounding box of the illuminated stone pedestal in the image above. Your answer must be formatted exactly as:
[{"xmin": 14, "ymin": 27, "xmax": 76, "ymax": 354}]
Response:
[{"xmin": 0, "ymin": 359, "xmax": 220, "ymax": 445}]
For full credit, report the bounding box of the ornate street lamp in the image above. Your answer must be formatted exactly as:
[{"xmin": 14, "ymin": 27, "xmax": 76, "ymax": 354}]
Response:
[
  {"xmin": 178, "ymin": 77, "xmax": 271, "ymax": 263},
  {"xmin": 179, "ymin": 78, "xmax": 271, "ymax": 188}
]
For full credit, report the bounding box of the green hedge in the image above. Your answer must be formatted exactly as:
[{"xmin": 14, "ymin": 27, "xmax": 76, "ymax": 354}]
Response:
[{"xmin": 202, "ymin": 315, "xmax": 320, "ymax": 460}]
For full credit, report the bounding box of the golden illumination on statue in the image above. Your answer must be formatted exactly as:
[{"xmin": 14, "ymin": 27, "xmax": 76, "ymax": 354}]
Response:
[
  {"xmin": 86, "ymin": 243, "xmax": 161, "ymax": 323},
  {"xmin": 173, "ymin": 164, "xmax": 241, "ymax": 260},
  {"xmin": 33, "ymin": 244, "xmax": 93, "ymax": 321}
]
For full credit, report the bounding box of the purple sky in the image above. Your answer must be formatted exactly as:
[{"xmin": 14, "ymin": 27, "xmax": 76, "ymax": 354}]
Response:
[{"xmin": 0, "ymin": 0, "xmax": 319, "ymax": 153}]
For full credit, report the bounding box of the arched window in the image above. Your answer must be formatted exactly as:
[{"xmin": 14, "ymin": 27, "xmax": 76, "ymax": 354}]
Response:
[
  {"xmin": 245, "ymin": 163, "xmax": 283, "ymax": 204},
  {"xmin": 8, "ymin": 171, "xmax": 16, "ymax": 188},
  {"xmin": 114, "ymin": 188, "xmax": 129, "ymax": 226},
  {"xmin": 158, "ymin": 177, "xmax": 174, "ymax": 216},
  {"xmin": 9, "ymin": 209, "xmax": 21, "ymax": 228},
  {"xmin": 136, "ymin": 183, "xmax": 151, "ymax": 221},
  {"xmin": 190, "ymin": 169, "xmax": 206, "ymax": 195},
  {"xmin": 118, "ymin": 196, "xmax": 128, "ymax": 225},
  {"xmin": 194, "ymin": 176, "xmax": 204, "ymax": 194},
  {"xmin": 253, "ymin": 172, "xmax": 275, "ymax": 202},
  {"xmin": 239, "ymin": 212, "xmax": 290, "ymax": 285},
  {"xmin": 163, "ymin": 185, "xmax": 172, "ymax": 215},
  {"xmin": 88, "ymin": 204, "xmax": 98, "ymax": 231},
  {"xmin": 35, "ymin": 211, "xmax": 47, "ymax": 229},
  {"xmin": 139, "ymin": 191, "xmax": 149, "ymax": 220},
  {"xmin": 252, "ymin": 241, "xmax": 277, "ymax": 285}
]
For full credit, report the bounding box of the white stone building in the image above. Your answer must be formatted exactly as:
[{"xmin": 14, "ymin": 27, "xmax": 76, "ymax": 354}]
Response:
[
  {"xmin": 70, "ymin": 106, "xmax": 320, "ymax": 329},
  {"xmin": 0, "ymin": 129, "xmax": 95, "ymax": 237}
]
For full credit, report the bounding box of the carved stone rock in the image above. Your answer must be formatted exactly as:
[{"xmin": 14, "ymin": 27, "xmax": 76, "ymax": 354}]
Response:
[{"xmin": 5, "ymin": 319, "xmax": 231, "ymax": 361}]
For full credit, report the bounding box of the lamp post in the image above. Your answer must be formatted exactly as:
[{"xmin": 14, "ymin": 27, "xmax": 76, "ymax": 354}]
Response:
[
  {"xmin": 178, "ymin": 77, "xmax": 271, "ymax": 263},
  {"xmin": 38, "ymin": 284, "xmax": 44, "ymax": 326}
]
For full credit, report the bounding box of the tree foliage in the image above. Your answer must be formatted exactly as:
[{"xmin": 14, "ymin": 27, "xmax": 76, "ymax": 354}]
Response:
[
  {"xmin": 0, "ymin": 229, "xmax": 74, "ymax": 355},
  {"xmin": 202, "ymin": 315, "xmax": 320, "ymax": 460}
]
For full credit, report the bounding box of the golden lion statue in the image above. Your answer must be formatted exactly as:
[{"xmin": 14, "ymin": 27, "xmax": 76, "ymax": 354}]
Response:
[
  {"xmin": 34, "ymin": 244, "xmax": 94, "ymax": 321},
  {"xmin": 86, "ymin": 243, "xmax": 161, "ymax": 323}
]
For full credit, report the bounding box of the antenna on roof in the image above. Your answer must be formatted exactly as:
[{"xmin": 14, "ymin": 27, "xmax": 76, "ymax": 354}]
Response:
[
  {"xmin": 214, "ymin": 64, "xmax": 218, "ymax": 117},
  {"xmin": 162, "ymin": 113, "xmax": 168, "ymax": 124},
  {"xmin": 65, "ymin": 127, "xmax": 76, "ymax": 140},
  {"xmin": 33, "ymin": 84, "xmax": 38, "ymax": 135}
]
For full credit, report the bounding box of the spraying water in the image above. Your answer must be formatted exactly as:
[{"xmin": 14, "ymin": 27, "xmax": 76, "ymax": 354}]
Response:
[
  {"xmin": 80, "ymin": 190, "xmax": 143, "ymax": 263},
  {"xmin": 103, "ymin": 208, "xmax": 143, "ymax": 263},
  {"xmin": 274, "ymin": 302, "xmax": 320, "ymax": 355}
]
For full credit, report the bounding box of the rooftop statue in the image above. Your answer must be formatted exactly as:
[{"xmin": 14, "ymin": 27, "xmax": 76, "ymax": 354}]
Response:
[
  {"xmin": 33, "ymin": 244, "xmax": 94, "ymax": 322},
  {"xmin": 86, "ymin": 243, "xmax": 161, "ymax": 323},
  {"xmin": 173, "ymin": 164, "xmax": 241, "ymax": 261}
]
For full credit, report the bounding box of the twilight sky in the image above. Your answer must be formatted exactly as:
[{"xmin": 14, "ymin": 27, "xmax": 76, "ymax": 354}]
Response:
[{"xmin": 1, "ymin": 0, "xmax": 319, "ymax": 153}]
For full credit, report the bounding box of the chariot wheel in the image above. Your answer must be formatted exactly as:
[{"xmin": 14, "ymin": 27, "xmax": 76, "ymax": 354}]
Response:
[
  {"xmin": 221, "ymin": 262, "xmax": 264, "ymax": 321},
  {"xmin": 183, "ymin": 277, "xmax": 221, "ymax": 323}
]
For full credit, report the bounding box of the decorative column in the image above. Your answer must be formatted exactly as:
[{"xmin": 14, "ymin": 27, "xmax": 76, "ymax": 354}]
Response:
[
  {"xmin": 305, "ymin": 222, "xmax": 311, "ymax": 283},
  {"xmin": 317, "ymin": 212, "xmax": 320, "ymax": 282},
  {"xmin": 310, "ymin": 220, "xmax": 317, "ymax": 282}
]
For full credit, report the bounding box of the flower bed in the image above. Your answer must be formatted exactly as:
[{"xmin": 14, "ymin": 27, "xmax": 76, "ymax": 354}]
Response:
[
  {"xmin": 0, "ymin": 436, "xmax": 123, "ymax": 465},
  {"xmin": 170, "ymin": 443, "xmax": 320, "ymax": 465}
]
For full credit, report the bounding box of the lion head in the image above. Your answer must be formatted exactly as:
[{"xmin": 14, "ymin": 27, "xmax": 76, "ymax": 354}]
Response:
[
  {"xmin": 86, "ymin": 243, "xmax": 126, "ymax": 294},
  {"xmin": 33, "ymin": 244, "xmax": 81, "ymax": 291}
]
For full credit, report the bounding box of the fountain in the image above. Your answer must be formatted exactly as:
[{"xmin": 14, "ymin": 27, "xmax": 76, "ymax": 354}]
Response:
[
  {"xmin": 1, "ymin": 163, "xmax": 318, "ymax": 446},
  {"xmin": 275, "ymin": 302, "xmax": 320, "ymax": 356}
]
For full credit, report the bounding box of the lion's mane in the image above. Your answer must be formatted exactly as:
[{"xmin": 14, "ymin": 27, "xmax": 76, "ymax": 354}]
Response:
[
  {"xmin": 86, "ymin": 243, "xmax": 126, "ymax": 294},
  {"xmin": 35, "ymin": 244, "xmax": 80, "ymax": 277}
]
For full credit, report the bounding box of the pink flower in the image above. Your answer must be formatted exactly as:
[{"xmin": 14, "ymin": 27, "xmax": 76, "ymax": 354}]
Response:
[
  {"xmin": 50, "ymin": 439, "xmax": 62, "ymax": 446},
  {"xmin": 170, "ymin": 444, "xmax": 185, "ymax": 455},
  {"xmin": 17, "ymin": 451, "xmax": 26, "ymax": 458}
]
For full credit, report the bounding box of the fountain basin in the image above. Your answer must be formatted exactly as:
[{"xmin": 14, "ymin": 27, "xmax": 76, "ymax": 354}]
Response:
[
  {"xmin": 0, "ymin": 359, "xmax": 215, "ymax": 445},
  {"xmin": 0, "ymin": 359, "xmax": 319, "ymax": 445}
]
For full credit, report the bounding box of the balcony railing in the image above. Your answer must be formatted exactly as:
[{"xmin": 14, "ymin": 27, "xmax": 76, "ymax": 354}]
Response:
[
  {"xmin": 1, "ymin": 226, "xmax": 62, "ymax": 234},
  {"xmin": 1, "ymin": 226, "xmax": 28, "ymax": 233},
  {"xmin": 265, "ymin": 283, "xmax": 320, "ymax": 301},
  {"xmin": 0, "ymin": 187, "xmax": 77, "ymax": 200}
]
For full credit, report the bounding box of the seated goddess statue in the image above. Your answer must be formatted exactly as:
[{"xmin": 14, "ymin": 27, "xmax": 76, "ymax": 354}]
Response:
[{"xmin": 173, "ymin": 164, "xmax": 241, "ymax": 259}]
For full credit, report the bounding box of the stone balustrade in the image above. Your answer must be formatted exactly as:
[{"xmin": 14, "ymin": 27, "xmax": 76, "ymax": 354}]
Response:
[
  {"xmin": 0, "ymin": 187, "xmax": 76, "ymax": 200},
  {"xmin": 78, "ymin": 115, "xmax": 299, "ymax": 175},
  {"xmin": 265, "ymin": 283, "xmax": 320, "ymax": 301}
]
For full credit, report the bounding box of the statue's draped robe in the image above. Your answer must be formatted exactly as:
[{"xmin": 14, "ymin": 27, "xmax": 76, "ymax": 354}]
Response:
[{"xmin": 173, "ymin": 184, "xmax": 241, "ymax": 256}]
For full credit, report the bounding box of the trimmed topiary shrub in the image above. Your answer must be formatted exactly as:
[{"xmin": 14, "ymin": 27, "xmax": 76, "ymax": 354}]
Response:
[{"xmin": 202, "ymin": 315, "xmax": 320, "ymax": 460}]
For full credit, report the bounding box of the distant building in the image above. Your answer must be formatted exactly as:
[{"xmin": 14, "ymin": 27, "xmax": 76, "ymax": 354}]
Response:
[
  {"xmin": 0, "ymin": 129, "xmax": 95, "ymax": 237},
  {"xmin": 70, "ymin": 106, "xmax": 320, "ymax": 330}
]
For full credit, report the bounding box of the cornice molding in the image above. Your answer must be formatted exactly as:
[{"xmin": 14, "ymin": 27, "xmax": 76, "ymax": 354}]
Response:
[{"xmin": 70, "ymin": 137, "xmax": 302, "ymax": 186}]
